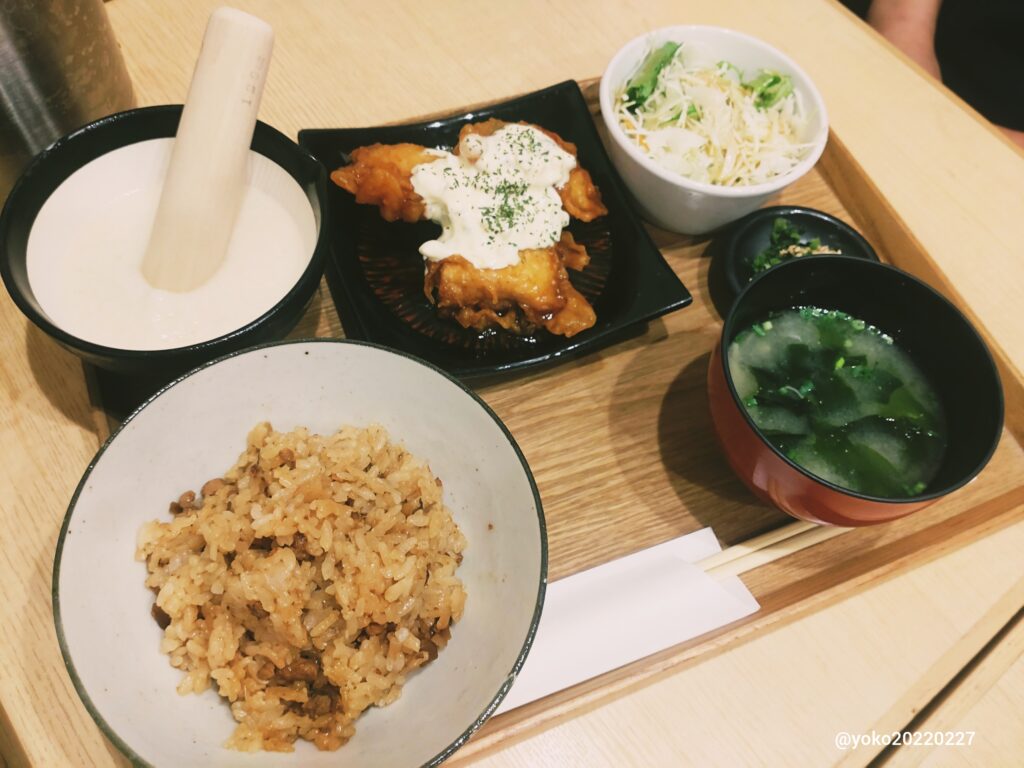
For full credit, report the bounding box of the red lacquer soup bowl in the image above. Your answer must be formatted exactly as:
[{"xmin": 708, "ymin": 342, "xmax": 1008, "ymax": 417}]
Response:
[{"xmin": 707, "ymin": 256, "xmax": 1003, "ymax": 526}]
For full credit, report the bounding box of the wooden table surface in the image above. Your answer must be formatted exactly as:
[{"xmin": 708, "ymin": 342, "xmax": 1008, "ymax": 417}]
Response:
[{"xmin": 2, "ymin": 1, "xmax": 1022, "ymax": 766}]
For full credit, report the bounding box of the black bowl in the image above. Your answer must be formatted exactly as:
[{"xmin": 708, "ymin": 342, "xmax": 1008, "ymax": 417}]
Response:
[
  {"xmin": 709, "ymin": 255, "xmax": 1003, "ymax": 525},
  {"xmin": 0, "ymin": 105, "xmax": 327, "ymax": 380},
  {"xmin": 709, "ymin": 206, "xmax": 879, "ymax": 313}
]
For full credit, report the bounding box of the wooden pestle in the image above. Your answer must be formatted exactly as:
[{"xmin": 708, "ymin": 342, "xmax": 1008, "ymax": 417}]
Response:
[{"xmin": 142, "ymin": 7, "xmax": 274, "ymax": 292}]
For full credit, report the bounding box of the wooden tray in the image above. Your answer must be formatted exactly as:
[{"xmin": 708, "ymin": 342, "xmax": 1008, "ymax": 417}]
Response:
[{"xmin": 89, "ymin": 79, "xmax": 1024, "ymax": 762}]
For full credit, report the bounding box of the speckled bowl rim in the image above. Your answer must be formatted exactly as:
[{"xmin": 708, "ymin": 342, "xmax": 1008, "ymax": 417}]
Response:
[{"xmin": 52, "ymin": 337, "xmax": 548, "ymax": 767}]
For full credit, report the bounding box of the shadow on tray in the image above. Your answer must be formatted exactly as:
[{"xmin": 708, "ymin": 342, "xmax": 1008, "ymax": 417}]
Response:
[{"xmin": 653, "ymin": 349, "xmax": 789, "ymax": 545}]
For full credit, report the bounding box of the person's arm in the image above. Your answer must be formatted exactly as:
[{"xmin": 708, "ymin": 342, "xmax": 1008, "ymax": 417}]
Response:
[
  {"xmin": 868, "ymin": 0, "xmax": 1024, "ymax": 150},
  {"xmin": 868, "ymin": 0, "xmax": 943, "ymax": 79},
  {"xmin": 1000, "ymin": 127, "xmax": 1024, "ymax": 149}
]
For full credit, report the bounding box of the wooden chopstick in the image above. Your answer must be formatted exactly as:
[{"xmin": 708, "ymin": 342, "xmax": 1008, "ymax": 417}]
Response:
[{"xmin": 699, "ymin": 521, "xmax": 849, "ymax": 578}]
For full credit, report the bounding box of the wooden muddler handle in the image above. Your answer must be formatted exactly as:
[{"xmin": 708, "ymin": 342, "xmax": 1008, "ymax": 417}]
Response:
[{"xmin": 142, "ymin": 7, "xmax": 274, "ymax": 292}]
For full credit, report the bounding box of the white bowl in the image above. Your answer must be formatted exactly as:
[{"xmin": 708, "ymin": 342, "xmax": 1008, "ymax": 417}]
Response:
[
  {"xmin": 53, "ymin": 340, "xmax": 546, "ymax": 768},
  {"xmin": 599, "ymin": 26, "xmax": 829, "ymax": 234}
]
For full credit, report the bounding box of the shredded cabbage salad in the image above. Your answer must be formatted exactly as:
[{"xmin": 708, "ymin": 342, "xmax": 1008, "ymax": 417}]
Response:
[{"xmin": 616, "ymin": 42, "xmax": 812, "ymax": 187}]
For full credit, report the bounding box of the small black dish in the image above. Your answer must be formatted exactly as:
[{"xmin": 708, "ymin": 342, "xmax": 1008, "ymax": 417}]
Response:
[
  {"xmin": 298, "ymin": 80, "xmax": 692, "ymax": 378},
  {"xmin": 708, "ymin": 205, "xmax": 879, "ymax": 315},
  {"xmin": 0, "ymin": 105, "xmax": 328, "ymax": 385}
]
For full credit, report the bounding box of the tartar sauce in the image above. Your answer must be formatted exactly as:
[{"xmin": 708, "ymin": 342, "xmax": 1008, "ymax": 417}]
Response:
[{"xmin": 410, "ymin": 124, "xmax": 577, "ymax": 270}]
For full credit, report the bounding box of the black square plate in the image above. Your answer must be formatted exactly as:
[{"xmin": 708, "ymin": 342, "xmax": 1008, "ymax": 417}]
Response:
[{"xmin": 298, "ymin": 80, "xmax": 691, "ymax": 378}]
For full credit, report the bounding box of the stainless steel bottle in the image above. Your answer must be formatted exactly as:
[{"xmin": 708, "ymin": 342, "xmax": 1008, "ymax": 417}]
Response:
[{"xmin": 0, "ymin": 0, "xmax": 134, "ymax": 199}]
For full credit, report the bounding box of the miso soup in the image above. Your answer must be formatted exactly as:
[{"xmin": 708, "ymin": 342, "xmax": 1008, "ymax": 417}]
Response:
[{"xmin": 727, "ymin": 307, "xmax": 946, "ymax": 497}]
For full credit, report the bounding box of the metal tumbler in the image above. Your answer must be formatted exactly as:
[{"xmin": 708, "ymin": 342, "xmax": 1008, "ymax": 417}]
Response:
[{"xmin": 0, "ymin": 0, "xmax": 134, "ymax": 199}]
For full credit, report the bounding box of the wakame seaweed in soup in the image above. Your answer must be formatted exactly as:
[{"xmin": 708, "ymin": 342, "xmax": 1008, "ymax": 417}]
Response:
[{"xmin": 727, "ymin": 307, "xmax": 947, "ymax": 497}]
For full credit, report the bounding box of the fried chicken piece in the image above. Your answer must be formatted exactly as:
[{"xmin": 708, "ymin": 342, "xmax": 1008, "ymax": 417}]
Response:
[
  {"xmin": 456, "ymin": 119, "xmax": 608, "ymax": 222},
  {"xmin": 331, "ymin": 120, "xmax": 606, "ymax": 338},
  {"xmin": 329, "ymin": 143, "xmax": 438, "ymax": 223},
  {"xmin": 424, "ymin": 232, "xmax": 595, "ymax": 337}
]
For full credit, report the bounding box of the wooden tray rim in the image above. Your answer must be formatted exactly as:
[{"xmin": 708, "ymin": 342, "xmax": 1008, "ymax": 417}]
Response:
[
  {"xmin": 428, "ymin": 78, "xmax": 1024, "ymax": 761},
  {"xmin": 83, "ymin": 77, "xmax": 1024, "ymax": 763}
]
